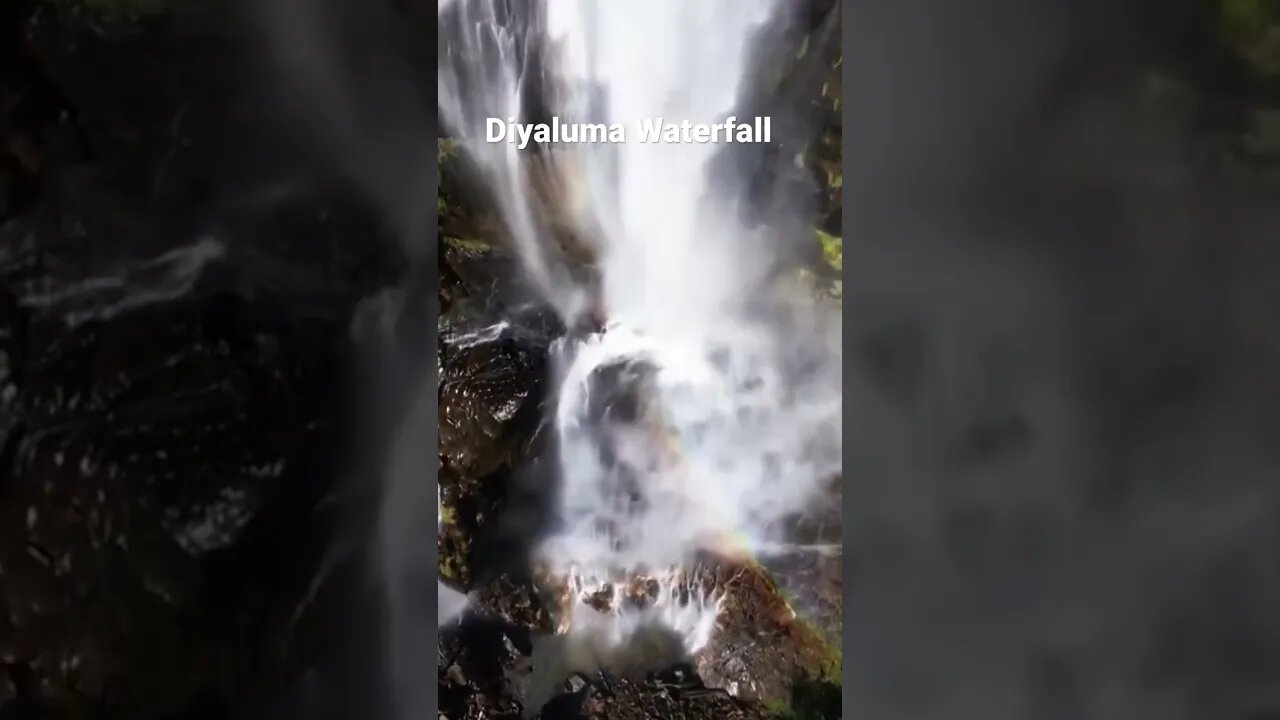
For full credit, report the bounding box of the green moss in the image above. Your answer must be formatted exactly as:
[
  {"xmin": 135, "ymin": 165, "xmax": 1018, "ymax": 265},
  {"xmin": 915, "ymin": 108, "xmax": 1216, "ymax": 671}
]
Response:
[
  {"xmin": 804, "ymin": 620, "xmax": 842, "ymax": 674},
  {"xmin": 1222, "ymin": 0, "xmax": 1280, "ymax": 78},
  {"xmin": 816, "ymin": 229, "xmax": 842, "ymax": 272},
  {"xmin": 438, "ymin": 138, "xmax": 459, "ymax": 162},
  {"xmin": 764, "ymin": 623, "xmax": 841, "ymax": 720},
  {"xmin": 438, "ymin": 138, "xmax": 459, "ymax": 192},
  {"xmin": 767, "ymin": 635, "xmax": 841, "ymax": 719},
  {"xmin": 438, "ymin": 138, "xmax": 459, "ymax": 177},
  {"xmin": 443, "ymin": 235, "xmax": 492, "ymax": 253},
  {"xmin": 758, "ymin": 571, "xmax": 843, "ymax": 716},
  {"xmin": 438, "ymin": 539, "xmax": 467, "ymax": 583}
]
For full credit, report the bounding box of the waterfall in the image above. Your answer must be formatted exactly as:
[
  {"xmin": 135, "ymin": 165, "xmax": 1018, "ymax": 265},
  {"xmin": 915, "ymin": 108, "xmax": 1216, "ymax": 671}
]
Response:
[{"xmin": 439, "ymin": 0, "xmax": 841, "ymax": 714}]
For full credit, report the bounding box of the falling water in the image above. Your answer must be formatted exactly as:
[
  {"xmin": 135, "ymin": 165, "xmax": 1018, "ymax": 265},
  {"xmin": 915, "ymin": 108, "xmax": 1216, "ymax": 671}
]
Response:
[
  {"xmin": 15, "ymin": 237, "xmax": 226, "ymax": 326},
  {"xmin": 438, "ymin": 0, "xmax": 585, "ymax": 317},
  {"xmin": 439, "ymin": 0, "xmax": 841, "ymax": 712}
]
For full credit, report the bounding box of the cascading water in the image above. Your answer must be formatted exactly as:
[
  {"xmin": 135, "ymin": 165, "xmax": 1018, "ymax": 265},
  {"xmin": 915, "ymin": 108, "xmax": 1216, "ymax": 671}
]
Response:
[
  {"xmin": 14, "ymin": 237, "xmax": 226, "ymax": 327},
  {"xmin": 440, "ymin": 0, "xmax": 841, "ymax": 713}
]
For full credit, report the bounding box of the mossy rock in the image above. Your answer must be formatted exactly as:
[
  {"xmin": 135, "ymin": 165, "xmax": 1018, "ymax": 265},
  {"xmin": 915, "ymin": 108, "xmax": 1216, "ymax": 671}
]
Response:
[
  {"xmin": 438, "ymin": 532, "xmax": 469, "ymax": 584},
  {"xmin": 766, "ymin": 675, "xmax": 842, "ymax": 720},
  {"xmin": 443, "ymin": 235, "xmax": 493, "ymax": 255},
  {"xmin": 439, "ymin": 137, "xmax": 459, "ymax": 161},
  {"xmin": 438, "ymin": 138, "xmax": 459, "ymax": 218},
  {"xmin": 437, "ymin": 472, "xmax": 473, "ymax": 586},
  {"xmin": 694, "ymin": 560, "xmax": 843, "ymax": 708},
  {"xmin": 438, "ymin": 138, "xmax": 459, "ymax": 187},
  {"xmin": 439, "ymin": 503, "xmax": 458, "ymax": 527},
  {"xmin": 816, "ymin": 229, "xmax": 842, "ymax": 273}
]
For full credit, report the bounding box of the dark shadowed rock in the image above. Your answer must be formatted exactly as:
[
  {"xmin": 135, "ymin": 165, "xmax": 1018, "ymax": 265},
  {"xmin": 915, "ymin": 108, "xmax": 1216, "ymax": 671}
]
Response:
[
  {"xmin": 439, "ymin": 327, "xmax": 547, "ymax": 482},
  {"xmin": 556, "ymin": 671, "xmax": 771, "ymax": 720},
  {"xmin": 0, "ymin": 294, "xmax": 346, "ymax": 718}
]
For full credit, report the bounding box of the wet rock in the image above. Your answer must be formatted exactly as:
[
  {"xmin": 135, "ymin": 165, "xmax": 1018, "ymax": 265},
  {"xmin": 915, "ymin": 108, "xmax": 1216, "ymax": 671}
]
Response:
[
  {"xmin": 470, "ymin": 575, "xmax": 555, "ymax": 633},
  {"xmin": 439, "ymin": 236, "xmax": 559, "ymax": 334},
  {"xmin": 763, "ymin": 501, "xmax": 844, "ymax": 646},
  {"xmin": 439, "ymin": 617, "xmax": 779, "ymax": 720},
  {"xmin": 691, "ymin": 561, "xmax": 840, "ymax": 705},
  {"xmin": 438, "ymin": 616, "xmax": 530, "ymax": 720},
  {"xmin": 560, "ymin": 672, "xmax": 771, "ymax": 720},
  {"xmin": 437, "ymin": 232, "xmax": 560, "ymax": 594},
  {"xmin": 439, "ymin": 325, "xmax": 548, "ymax": 481},
  {"xmin": 437, "ymin": 304, "xmax": 554, "ymax": 592},
  {"xmin": 525, "ymin": 558, "xmax": 839, "ymax": 711},
  {"xmin": 0, "ymin": 295, "xmax": 341, "ymax": 718}
]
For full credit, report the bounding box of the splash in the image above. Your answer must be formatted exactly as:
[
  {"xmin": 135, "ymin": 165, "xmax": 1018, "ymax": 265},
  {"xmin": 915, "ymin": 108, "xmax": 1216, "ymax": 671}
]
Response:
[
  {"xmin": 546, "ymin": 318, "xmax": 841, "ymax": 573},
  {"xmin": 522, "ymin": 566, "xmax": 724, "ymax": 717},
  {"xmin": 439, "ymin": 0, "xmax": 841, "ymax": 709}
]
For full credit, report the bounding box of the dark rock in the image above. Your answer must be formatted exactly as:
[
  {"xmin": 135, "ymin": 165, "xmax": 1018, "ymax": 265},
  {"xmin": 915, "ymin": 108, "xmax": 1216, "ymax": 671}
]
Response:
[
  {"xmin": 439, "ymin": 325, "xmax": 548, "ymax": 482},
  {"xmin": 0, "ymin": 294, "xmax": 345, "ymax": 718},
  {"xmin": 438, "ymin": 615, "xmax": 530, "ymax": 720},
  {"xmin": 0, "ymin": 288, "xmax": 25, "ymax": 469},
  {"xmin": 561, "ymin": 674, "xmax": 770, "ymax": 720},
  {"xmin": 437, "ymin": 316, "xmax": 553, "ymax": 596},
  {"xmin": 691, "ymin": 560, "xmax": 840, "ymax": 705}
]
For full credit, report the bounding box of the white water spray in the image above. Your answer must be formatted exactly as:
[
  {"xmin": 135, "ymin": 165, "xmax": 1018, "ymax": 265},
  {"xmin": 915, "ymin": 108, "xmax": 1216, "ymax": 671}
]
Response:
[
  {"xmin": 439, "ymin": 0, "xmax": 841, "ymax": 708},
  {"xmin": 438, "ymin": 0, "xmax": 584, "ymax": 317},
  {"xmin": 15, "ymin": 237, "xmax": 225, "ymax": 326}
]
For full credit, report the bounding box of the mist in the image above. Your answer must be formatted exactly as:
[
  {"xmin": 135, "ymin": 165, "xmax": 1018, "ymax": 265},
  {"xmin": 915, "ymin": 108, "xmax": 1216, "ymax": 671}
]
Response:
[
  {"xmin": 846, "ymin": 1, "xmax": 1280, "ymax": 718},
  {"xmin": 247, "ymin": 2, "xmax": 442, "ymax": 719}
]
